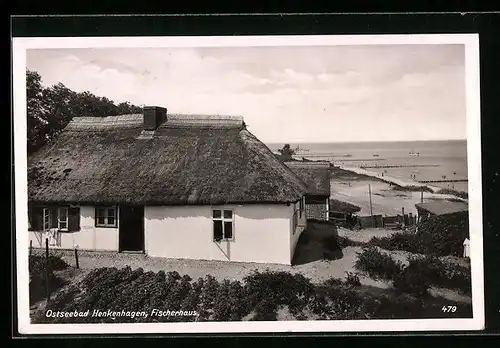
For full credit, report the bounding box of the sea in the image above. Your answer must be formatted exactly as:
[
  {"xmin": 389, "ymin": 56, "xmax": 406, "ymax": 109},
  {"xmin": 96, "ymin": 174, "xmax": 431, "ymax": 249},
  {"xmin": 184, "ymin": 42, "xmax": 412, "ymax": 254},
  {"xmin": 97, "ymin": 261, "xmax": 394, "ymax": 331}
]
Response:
[{"xmin": 267, "ymin": 140, "xmax": 468, "ymax": 193}]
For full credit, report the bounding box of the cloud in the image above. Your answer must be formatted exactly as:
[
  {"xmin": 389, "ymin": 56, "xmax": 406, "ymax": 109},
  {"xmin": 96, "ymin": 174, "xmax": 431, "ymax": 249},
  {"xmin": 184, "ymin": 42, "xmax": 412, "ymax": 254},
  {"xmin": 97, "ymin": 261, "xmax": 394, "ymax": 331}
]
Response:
[{"xmin": 26, "ymin": 45, "xmax": 466, "ymax": 143}]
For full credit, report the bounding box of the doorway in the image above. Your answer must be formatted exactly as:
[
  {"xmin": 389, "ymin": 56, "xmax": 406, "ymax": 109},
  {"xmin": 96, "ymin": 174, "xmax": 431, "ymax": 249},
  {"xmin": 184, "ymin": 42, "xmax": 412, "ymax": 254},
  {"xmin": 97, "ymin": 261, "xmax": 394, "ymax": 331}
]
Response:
[{"xmin": 119, "ymin": 205, "xmax": 144, "ymax": 252}]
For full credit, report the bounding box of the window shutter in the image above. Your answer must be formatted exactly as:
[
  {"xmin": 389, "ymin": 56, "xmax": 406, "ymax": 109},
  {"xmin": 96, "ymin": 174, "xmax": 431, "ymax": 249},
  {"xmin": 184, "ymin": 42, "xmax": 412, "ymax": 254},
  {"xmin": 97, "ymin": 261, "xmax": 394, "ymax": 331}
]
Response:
[
  {"xmin": 68, "ymin": 207, "xmax": 81, "ymax": 232},
  {"xmin": 50, "ymin": 207, "xmax": 58, "ymax": 228},
  {"xmin": 30, "ymin": 206, "xmax": 43, "ymax": 231}
]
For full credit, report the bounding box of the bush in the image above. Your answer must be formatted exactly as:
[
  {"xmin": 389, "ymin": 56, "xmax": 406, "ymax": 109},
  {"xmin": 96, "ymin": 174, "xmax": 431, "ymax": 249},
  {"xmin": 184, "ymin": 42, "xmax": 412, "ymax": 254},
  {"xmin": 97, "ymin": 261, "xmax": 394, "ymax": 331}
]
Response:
[
  {"xmin": 407, "ymin": 256, "xmax": 471, "ymax": 295},
  {"xmin": 309, "ymin": 278, "xmax": 365, "ymax": 320},
  {"xmin": 416, "ymin": 212, "xmax": 469, "ymax": 257},
  {"xmin": 369, "ymin": 233, "xmax": 419, "ymax": 253},
  {"xmin": 252, "ymin": 291, "xmax": 278, "ymax": 321},
  {"xmin": 337, "ymin": 236, "xmax": 364, "ymax": 248},
  {"xmin": 243, "ymin": 271, "xmax": 314, "ymax": 307},
  {"xmin": 392, "ymin": 261, "xmax": 431, "ymax": 296},
  {"xmin": 29, "ymin": 255, "xmax": 69, "ymax": 304},
  {"xmin": 368, "ymin": 211, "xmax": 469, "ymax": 257},
  {"xmin": 345, "ymin": 272, "xmax": 361, "ymax": 287},
  {"xmin": 354, "ymin": 246, "xmax": 404, "ymax": 281},
  {"xmin": 355, "ymin": 248, "xmax": 471, "ymax": 296},
  {"xmin": 32, "ymin": 265, "xmax": 472, "ymax": 323}
]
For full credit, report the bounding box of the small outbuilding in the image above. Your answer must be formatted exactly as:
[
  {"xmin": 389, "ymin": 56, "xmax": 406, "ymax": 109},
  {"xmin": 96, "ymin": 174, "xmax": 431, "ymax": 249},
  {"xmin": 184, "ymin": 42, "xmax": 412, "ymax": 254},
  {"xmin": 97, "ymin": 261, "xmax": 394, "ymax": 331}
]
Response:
[
  {"xmin": 415, "ymin": 200, "xmax": 468, "ymax": 223},
  {"xmin": 284, "ymin": 161, "xmax": 331, "ymax": 221}
]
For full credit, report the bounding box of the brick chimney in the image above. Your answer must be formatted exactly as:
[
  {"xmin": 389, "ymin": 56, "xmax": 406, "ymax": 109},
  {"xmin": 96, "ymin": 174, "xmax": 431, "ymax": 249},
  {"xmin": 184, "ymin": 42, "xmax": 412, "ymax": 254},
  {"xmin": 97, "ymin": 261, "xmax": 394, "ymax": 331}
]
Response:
[{"xmin": 143, "ymin": 106, "xmax": 167, "ymax": 130}]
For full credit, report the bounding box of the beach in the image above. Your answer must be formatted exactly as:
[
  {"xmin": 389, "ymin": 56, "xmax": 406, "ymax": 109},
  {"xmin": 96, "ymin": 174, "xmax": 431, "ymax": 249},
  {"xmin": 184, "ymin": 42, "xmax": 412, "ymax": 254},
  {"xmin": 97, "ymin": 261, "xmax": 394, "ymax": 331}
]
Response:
[
  {"xmin": 335, "ymin": 164, "xmax": 443, "ymax": 192},
  {"xmin": 269, "ymin": 140, "xmax": 468, "ymax": 193},
  {"xmin": 329, "ymin": 165, "xmax": 467, "ymax": 216}
]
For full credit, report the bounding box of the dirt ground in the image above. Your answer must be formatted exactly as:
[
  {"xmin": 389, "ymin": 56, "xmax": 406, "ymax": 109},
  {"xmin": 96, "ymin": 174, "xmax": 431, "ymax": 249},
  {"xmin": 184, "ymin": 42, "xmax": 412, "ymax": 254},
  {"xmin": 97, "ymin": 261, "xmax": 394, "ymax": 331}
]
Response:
[{"xmin": 337, "ymin": 226, "xmax": 398, "ymax": 243}]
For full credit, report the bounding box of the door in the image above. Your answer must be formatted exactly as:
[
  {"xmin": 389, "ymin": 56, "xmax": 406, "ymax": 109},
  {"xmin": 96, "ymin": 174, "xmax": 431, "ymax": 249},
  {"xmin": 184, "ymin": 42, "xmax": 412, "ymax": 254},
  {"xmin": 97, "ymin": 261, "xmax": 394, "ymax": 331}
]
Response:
[{"xmin": 119, "ymin": 205, "xmax": 144, "ymax": 252}]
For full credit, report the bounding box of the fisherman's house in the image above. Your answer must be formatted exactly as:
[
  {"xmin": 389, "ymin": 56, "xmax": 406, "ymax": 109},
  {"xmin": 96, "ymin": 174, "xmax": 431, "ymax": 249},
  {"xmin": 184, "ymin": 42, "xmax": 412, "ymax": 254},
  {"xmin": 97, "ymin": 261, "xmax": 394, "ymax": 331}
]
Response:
[{"xmin": 27, "ymin": 106, "xmax": 309, "ymax": 265}]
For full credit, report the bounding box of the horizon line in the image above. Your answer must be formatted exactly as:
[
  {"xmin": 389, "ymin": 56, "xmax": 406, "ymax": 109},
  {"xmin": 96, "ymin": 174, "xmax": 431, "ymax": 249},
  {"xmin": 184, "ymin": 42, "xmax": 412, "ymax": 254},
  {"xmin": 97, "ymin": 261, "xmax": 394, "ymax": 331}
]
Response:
[{"xmin": 264, "ymin": 138, "xmax": 467, "ymax": 144}]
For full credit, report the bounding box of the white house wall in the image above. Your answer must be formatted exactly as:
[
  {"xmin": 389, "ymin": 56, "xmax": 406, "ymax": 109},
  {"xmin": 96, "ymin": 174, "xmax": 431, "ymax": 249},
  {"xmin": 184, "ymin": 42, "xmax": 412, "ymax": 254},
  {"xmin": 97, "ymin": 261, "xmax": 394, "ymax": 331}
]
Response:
[
  {"xmin": 28, "ymin": 206, "xmax": 119, "ymax": 251},
  {"xmin": 145, "ymin": 204, "xmax": 293, "ymax": 265}
]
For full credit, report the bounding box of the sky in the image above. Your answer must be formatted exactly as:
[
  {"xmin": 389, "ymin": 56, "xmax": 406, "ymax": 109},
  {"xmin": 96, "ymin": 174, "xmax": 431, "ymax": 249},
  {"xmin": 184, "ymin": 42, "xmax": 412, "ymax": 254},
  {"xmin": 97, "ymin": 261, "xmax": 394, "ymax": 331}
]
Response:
[{"xmin": 26, "ymin": 44, "xmax": 466, "ymax": 143}]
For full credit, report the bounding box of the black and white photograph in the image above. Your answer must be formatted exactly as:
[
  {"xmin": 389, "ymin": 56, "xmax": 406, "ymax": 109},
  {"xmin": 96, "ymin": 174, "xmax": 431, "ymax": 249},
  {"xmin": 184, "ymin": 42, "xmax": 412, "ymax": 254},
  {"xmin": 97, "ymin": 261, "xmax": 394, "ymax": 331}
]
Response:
[{"xmin": 13, "ymin": 34, "xmax": 484, "ymax": 334}]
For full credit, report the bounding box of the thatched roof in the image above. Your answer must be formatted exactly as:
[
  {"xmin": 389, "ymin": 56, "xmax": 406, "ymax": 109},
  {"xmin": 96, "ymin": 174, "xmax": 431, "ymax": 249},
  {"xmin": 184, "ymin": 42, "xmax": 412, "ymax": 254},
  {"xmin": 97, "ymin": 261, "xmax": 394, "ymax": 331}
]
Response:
[
  {"xmin": 284, "ymin": 161, "xmax": 331, "ymax": 197},
  {"xmin": 28, "ymin": 113, "xmax": 307, "ymax": 205},
  {"xmin": 415, "ymin": 200, "xmax": 468, "ymax": 216}
]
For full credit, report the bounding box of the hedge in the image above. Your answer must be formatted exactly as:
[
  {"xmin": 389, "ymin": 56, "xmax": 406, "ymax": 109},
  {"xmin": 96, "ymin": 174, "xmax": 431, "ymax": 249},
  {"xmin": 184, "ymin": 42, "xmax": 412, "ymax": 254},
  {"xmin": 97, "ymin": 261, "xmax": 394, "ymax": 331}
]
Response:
[{"xmin": 32, "ymin": 267, "xmax": 472, "ymax": 323}]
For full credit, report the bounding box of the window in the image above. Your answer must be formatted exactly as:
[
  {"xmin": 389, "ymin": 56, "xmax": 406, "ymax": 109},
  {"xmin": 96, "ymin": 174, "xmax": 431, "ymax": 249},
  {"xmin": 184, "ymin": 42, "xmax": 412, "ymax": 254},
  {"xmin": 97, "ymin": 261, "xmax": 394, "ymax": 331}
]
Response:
[
  {"xmin": 212, "ymin": 209, "xmax": 234, "ymax": 242},
  {"xmin": 58, "ymin": 207, "xmax": 68, "ymax": 231},
  {"xmin": 95, "ymin": 206, "xmax": 117, "ymax": 227},
  {"xmin": 40, "ymin": 206, "xmax": 74, "ymax": 231}
]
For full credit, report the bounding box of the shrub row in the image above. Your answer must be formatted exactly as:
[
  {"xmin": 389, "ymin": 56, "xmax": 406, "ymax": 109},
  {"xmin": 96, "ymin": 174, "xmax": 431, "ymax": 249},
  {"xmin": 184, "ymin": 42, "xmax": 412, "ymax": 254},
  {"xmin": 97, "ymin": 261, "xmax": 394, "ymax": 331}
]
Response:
[
  {"xmin": 33, "ymin": 267, "xmax": 472, "ymax": 323},
  {"xmin": 354, "ymin": 247, "xmax": 471, "ymax": 296},
  {"xmin": 368, "ymin": 211, "xmax": 469, "ymax": 257}
]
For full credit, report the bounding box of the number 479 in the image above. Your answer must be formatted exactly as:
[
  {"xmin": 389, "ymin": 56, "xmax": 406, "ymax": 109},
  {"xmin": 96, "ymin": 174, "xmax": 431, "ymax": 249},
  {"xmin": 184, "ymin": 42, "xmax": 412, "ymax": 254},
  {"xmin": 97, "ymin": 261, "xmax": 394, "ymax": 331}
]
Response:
[{"xmin": 442, "ymin": 305, "xmax": 457, "ymax": 313}]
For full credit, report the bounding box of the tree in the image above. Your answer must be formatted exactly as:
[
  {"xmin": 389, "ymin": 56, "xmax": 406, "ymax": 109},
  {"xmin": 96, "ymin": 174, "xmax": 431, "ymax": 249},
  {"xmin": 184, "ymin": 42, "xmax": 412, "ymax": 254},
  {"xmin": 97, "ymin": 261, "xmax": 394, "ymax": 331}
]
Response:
[
  {"xmin": 26, "ymin": 70, "xmax": 47, "ymax": 153},
  {"xmin": 277, "ymin": 144, "xmax": 295, "ymax": 162},
  {"xmin": 26, "ymin": 69, "xmax": 144, "ymax": 154}
]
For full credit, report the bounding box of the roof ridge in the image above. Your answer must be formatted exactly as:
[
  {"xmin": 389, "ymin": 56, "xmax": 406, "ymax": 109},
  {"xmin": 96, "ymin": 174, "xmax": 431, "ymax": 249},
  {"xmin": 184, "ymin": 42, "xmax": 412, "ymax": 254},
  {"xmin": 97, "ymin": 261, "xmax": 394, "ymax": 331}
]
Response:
[{"xmin": 65, "ymin": 113, "xmax": 245, "ymax": 131}]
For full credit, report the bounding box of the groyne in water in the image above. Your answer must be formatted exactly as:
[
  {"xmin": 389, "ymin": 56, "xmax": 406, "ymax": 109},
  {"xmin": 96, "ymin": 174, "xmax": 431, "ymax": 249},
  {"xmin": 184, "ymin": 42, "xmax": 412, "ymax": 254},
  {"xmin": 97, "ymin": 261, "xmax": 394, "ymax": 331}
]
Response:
[
  {"xmin": 360, "ymin": 164, "xmax": 440, "ymax": 169},
  {"xmin": 418, "ymin": 179, "xmax": 468, "ymax": 183},
  {"xmin": 335, "ymin": 165, "xmax": 442, "ymax": 192}
]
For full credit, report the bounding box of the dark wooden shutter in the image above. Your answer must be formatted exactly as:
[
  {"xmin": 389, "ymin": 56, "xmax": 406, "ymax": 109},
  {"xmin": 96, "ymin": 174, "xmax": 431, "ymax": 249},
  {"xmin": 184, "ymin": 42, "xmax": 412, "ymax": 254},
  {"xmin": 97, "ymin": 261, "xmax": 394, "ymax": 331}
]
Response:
[
  {"xmin": 29, "ymin": 206, "xmax": 43, "ymax": 231},
  {"xmin": 50, "ymin": 207, "xmax": 58, "ymax": 228},
  {"xmin": 68, "ymin": 207, "xmax": 81, "ymax": 231}
]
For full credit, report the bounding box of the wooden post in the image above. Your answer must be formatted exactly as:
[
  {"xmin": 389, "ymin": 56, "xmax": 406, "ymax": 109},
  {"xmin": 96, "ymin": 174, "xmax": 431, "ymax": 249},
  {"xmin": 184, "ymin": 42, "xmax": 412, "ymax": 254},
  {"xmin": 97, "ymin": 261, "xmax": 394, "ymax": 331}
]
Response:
[
  {"xmin": 74, "ymin": 247, "xmax": 79, "ymax": 269},
  {"xmin": 45, "ymin": 238, "xmax": 51, "ymax": 303},
  {"xmin": 325, "ymin": 197, "xmax": 330, "ymax": 222},
  {"xmin": 420, "ymin": 189, "xmax": 424, "ymax": 203},
  {"xmin": 368, "ymin": 184, "xmax": 374, "ymax": 227},
  {"xmin": 29, "ymin": 240, "xmax": 33, "ymax": 259},
  {"xmin": 368, "ymin": 184, "xmax": 373, "ymax": 216}
]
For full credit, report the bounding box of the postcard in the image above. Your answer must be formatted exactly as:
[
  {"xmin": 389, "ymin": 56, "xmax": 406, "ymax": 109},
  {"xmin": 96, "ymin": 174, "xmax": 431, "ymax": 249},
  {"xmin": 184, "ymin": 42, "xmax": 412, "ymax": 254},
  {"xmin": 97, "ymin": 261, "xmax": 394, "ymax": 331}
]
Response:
[{"xmin": 13, "ymin": 33, "xmax": 484, "ymax": 334}]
